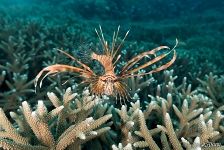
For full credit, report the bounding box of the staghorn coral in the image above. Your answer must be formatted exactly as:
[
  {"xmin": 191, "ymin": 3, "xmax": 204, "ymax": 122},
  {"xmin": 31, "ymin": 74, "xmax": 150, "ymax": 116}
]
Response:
[
  {"xmin": 0, "ymin": 72, "xmax": 223, "ymax": 149},
  {"xmin": 0, "ymin": 87, "xmax": 112, "ymax": 150},
  {"xmin": 110, "ymin": 70, "xmax": 224, "ymax": 149},
  {"xmin": 197, "ymin": 72, "xmax": 224, "ymax": 108},
  {"xmin": 0, "ymin": 34, "xmax": 35, "ymax": 111},
  {"xmin": 132, "ymin": 99, "xmax": 224, "ymax": 149}
]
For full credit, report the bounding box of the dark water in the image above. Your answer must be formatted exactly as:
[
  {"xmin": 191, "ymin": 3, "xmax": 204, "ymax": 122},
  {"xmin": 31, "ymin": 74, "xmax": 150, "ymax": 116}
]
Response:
[{"xmin": 1, "ymin": 0, "xmax": 223, "ymax": 80}]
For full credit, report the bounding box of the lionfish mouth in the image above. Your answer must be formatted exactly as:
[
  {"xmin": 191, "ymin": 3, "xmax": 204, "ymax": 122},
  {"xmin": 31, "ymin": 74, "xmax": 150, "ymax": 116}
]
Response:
[
  {"xmin": 89, "ymin": 75, "xmax": 129, "ymax": 101},
  {"xmin": 103, "ymin": 81, "xmax": 114, "ymax": 96}
]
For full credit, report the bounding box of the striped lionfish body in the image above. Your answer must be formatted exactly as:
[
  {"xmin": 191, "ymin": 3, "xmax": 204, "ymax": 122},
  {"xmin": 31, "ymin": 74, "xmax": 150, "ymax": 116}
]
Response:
[{"xmin": 35, "ymin": 26, "xmax": 177, "ymax": 102}]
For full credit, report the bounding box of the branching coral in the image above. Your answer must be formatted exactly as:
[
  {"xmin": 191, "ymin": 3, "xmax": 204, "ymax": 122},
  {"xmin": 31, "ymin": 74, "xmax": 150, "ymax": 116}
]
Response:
[
  {"xmin": 111, "ymin": 70, "xmax": 224, "ymax": 150},
  {"xmin": 114, "ymin": 101, "xmax": 140, "ymax": 145},
  {"xmin": 134, "ymin": 110, "xmax": 160, "ymax": 150},
  {"xmin": 0, "ymin": 87, "xmax": 112, "ymax": 150},
  {"xmin": 0, "ymin": 73, "xmax": 34, "ymax": 110},
  {"xmin": 0, "ymin": 68, "xmax": 224, "ymax": 150},
  {"xmin": 197, "ymin": 72, "xmax": 224, "ymax": 108},
  {"xmin": 0, "ymin": 35, "xmax": 35, "ymax": 110}
]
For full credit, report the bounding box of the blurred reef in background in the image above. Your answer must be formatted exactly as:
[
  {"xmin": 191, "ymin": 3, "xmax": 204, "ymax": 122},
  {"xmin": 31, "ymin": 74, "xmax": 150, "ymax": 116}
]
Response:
[{"xmin": 0, "ymin": 0, "xmax": 223, "ymax": 149}]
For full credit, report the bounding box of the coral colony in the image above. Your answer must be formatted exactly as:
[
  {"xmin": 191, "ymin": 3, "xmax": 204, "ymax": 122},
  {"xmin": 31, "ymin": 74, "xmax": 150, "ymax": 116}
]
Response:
[{"xmin": 0, "ymin": 1, "xmax": 223, "ymax": 150}]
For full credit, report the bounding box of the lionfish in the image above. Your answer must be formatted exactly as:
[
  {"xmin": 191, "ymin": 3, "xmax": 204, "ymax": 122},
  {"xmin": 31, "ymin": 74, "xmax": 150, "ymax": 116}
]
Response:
[{"xmin": 35, "ymin": 26, "xmax": 177, "ymax": 102}]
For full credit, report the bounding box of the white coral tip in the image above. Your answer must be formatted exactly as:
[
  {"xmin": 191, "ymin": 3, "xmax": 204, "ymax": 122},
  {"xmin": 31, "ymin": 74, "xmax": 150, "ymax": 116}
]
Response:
[
  {"xmin": 22, "ymin": 101, "xmax": 28, "ymax": 105},
  {"xmin": 31, "ymin": 111, "xmax": 36, "ymax": 117},
  {"xmin": 9, "ymin": 112, "xmax": 16, "ymax": 118},
  {"xmin": 112, "ymin": 145, "xmax": 117, "ymax": 150},
  {"xmin": 91, "ymin": 131, "xmax": 97, "ymax": 135},
  {"xmin": 86, "ymin": 117, "xmax": 94, "ymax": 122},
  {"xmin": 38, "ymin": 100, "xmax": 44, "ymax": 105},
  {"xmin": 194, "ymin": 137, "xmax": 200, "ymax": 144},
  {"xmin": 78, "ymin": 132, "xmax": 86, "ymax": 140}
]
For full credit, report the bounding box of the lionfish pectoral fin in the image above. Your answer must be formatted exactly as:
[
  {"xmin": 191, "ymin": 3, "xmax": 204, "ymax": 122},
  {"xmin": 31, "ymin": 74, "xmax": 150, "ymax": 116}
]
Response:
[
  {"xmin": 120, "ymin": 39, "xmax": 178, "ymax": 78},
  {"xmin": 34, "ymin": 64, "xmax": 92, "ymax": 93},
  {"xmin": 120, "ymin": 46, "xmax": 170, "ymax": 74},
  {"xmin": 34, "ymin": 65, "xmax": 61, "ymax": 93}
]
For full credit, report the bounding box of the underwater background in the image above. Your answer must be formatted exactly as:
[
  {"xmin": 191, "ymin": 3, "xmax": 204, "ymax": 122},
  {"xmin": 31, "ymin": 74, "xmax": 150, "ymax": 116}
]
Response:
[{"xmin": 0, "ymin": 0, "xmax": 223, "ymax": 149}]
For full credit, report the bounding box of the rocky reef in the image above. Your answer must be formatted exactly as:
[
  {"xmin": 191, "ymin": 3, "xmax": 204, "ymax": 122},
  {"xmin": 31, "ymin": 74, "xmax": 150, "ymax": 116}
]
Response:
[{"xmin": 0, "ymin": 1, "xmax": 223, "ymax": 149}]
